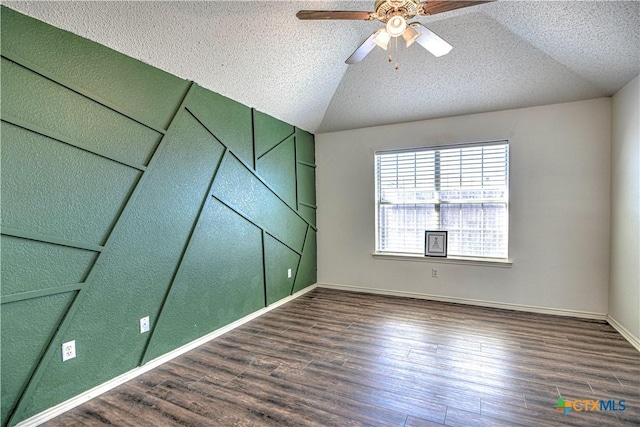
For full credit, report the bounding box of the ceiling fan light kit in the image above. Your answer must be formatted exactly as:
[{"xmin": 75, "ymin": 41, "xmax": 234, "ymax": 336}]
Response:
[
  {"xmin": 297, "ymin": 0, "xmax": 492, "ymax": 65},
  {"xmin": 373, "ymin": 28, "xmax": 392, "ymax": 50},
  {"xmin": 386, "ymin": 14, "xmax": 407, "ymax": 37},
  {"xmin": 402, "ymin": 25, "xmax": 421, "ymax": 48}
]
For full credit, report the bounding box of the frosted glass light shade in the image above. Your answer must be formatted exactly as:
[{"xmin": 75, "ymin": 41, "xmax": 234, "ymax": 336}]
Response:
[
  {"xmin": 373, "ymin": 29, "xmax": 391, "ymax": 50},
  {"xmin": 402, "ymin": 25, "xmax": 420, "ymax": 47},
  {"xmin": 386, "ymin": 15, "xmax": 407, "ymax": 37}
]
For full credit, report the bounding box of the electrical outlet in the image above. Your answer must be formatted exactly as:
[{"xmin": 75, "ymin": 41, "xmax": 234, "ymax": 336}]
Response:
[
  {"xmin": 62, "ymin": 340, "xmax": 76, "ymax": 361},
  {"xmin": 287, "ymin": 268, "xmax": 292, "ymax": 279},
  {"xmin": 140, "ymin": 316, "xmax": 150, "ymax": 333},
  {"xmin": 432, "ymin": 268, "xmax": 439, "ymax": 278}
]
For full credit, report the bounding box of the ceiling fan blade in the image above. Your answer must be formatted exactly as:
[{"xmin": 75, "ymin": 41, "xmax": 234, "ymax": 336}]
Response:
[
  {"xmin": 419, "ymin": 0, "xmax": 494, "ymax": 16},
  {"xmin": 296, "ymin": 10, "xmax": 375, "ymax": 20},
  {"xmin": 410, "ymin": 23, "xmax": 453, "ymax": 57},
  {"xmin": 346, "ymin": 30, "xmax": 381, "ymax": 64}
]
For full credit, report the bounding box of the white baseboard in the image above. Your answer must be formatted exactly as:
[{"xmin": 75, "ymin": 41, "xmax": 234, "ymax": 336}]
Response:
[
  {"xmin": 16, "ymin": 284, "xmax": 318, "ymax": 427},
  {"xmin": 318, "ymin": 282, "xmax": 608, "ymax": 320},
  {"xmin": 606, "ymin": 315, "xmax": 640, "ymax": 352},
  {"xmin": 318, "ymin": 283, "xmax": 640, "ymax": 352}
]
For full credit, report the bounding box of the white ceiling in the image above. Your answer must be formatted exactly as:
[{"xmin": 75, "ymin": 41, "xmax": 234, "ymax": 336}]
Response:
[{"xmin": 5, "ymin": 1, "xmax": 640, "ymax": 134}]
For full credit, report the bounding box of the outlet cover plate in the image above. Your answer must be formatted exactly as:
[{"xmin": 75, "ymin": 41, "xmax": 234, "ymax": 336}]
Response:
[
  {"xmin": 140, "ymin": 316, "xmax": 150, "ymax": 333},
  {"xmin": 62, "ymin": 340, "xmax": 76, "ymax": 361},
  {"xmin": 287, "ymin": 268, "xmax": 292, "ymax": 278}
]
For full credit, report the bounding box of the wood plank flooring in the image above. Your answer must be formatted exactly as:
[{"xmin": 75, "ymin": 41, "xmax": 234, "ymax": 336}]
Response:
[{"xmin": 44, "ymin": 288, "xmax": 640, "ymax": 426}]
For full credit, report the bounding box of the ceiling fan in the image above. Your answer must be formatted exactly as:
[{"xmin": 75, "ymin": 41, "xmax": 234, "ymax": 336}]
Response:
[{"xmin": 297, "ymin": 0, "xmax": 492, "ymax": 65}]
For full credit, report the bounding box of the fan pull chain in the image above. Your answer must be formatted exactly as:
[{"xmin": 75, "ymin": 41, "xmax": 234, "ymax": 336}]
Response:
[{"xmin": 395, "ymin": 36, "xmax": 399, "ymax": 70}]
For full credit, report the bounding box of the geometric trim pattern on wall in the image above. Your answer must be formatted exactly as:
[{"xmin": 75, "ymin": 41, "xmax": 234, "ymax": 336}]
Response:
[{"xmin": 0, "ymin": 7, "xmax": 317, "ymax": 426}]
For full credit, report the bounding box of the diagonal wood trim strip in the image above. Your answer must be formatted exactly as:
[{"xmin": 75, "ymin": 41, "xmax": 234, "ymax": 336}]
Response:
[
  {"xmin": 0, "ymin": 283, "xmax": 84, "ymax": 305},
  {"xmin": 1, "ymin": 115, "xmax": 147, "ymax": 171},
  {"xmin": 1, "ymin": 53, "xmax": 167, "ymax": 135},
  {"xmin": 0, "ymin": 227, "xmax": 104, "ymax": 253}
]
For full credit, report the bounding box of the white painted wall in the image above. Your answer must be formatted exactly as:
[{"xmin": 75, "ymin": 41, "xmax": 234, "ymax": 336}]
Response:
[
  {"xmin": 609, "ymin": 75, "xmax": 640, "ymax": 339},
  {"xmin": 316, "ymin": 98, "xmax": 612, "ymax": 316}
]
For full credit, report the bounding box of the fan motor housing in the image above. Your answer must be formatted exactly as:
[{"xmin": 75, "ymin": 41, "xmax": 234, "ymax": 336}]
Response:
[{"xmin": 375, "ymin": 0, "xmax": 420, "ymax": 22}]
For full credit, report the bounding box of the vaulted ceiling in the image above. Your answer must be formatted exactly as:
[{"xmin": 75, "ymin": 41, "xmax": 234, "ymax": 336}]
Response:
[{"xmin": 5, "ymin": 1, "xmax": 640, "ymax": 134}]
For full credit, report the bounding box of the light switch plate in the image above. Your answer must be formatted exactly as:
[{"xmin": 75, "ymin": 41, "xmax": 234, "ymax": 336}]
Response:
[{"xmin": 287, "ymin": 268, "xmax": 292, "ymax": 278}]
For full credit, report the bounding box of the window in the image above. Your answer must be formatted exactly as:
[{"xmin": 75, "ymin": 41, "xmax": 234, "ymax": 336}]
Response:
[{"xmin": 375, "ymin": 141, "xmax": 509, "ymax": 259}]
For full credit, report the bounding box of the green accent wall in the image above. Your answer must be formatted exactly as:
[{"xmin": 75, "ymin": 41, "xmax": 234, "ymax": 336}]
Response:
[{"xmin": 0, "ymin": 7, "xmax": 317, "ymax": 426}]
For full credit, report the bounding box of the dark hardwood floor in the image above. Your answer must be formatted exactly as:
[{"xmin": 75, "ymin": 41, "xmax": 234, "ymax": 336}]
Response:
[{"xmin": 44, "ymin": 288, "xmax": 639, "ymax": 426}]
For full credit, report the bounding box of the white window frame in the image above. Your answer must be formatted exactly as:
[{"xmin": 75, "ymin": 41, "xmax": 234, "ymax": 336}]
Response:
[{"xmin": 374, "ymin": 140, "xmax": 510, "ymax": 262}]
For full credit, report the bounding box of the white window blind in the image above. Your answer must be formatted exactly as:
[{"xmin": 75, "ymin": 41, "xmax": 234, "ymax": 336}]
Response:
[{"xmin": 375, "ymin": 141, "xmax": 509, "ymax": 258}]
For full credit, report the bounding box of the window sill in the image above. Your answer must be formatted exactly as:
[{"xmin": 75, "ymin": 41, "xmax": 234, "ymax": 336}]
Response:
[{"xmin": 371, "ymin": 252, "xmax": 513, "ymax": 267}]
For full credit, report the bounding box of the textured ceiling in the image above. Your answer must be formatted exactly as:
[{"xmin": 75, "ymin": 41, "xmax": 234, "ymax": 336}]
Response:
[{"xmin": 4, "ymin": 1, "xmax": 640, "ymax": 134}]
